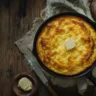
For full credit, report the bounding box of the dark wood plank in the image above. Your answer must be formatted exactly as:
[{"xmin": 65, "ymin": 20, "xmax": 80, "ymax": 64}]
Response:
[
  {"xmin": 0, "ymin": 0, "xmax": 96, "ymax": 96},
  {"xmin": 0, "ymin": 0, "xmax": 45, "ymax": 96}
]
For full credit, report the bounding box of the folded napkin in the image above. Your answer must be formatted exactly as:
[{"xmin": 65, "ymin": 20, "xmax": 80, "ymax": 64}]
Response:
[{"xmin": 15, "ymin": 0, "xmax": 96, "ymax": 95}]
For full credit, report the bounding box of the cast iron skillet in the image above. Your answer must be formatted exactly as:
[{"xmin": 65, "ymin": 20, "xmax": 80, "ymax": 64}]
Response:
[{"xmin": 32, "ymin": 12, "xmax": 96, "ymax": 85}]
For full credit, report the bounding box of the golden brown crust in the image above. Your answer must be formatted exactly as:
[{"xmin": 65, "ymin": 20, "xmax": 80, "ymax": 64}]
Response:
[{"xmin": 36, "ymin": 16, "xmax": 96, "ymax": 75}]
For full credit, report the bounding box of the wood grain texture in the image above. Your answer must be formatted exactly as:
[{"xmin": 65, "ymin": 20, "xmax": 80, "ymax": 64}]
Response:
[
  {"xmin": 0, "ymin": 0, "xmax": 45, "ymax": 96},
  {"xmin": 0, "ymin": 0, "xmax": 96, "ymax": 96}
]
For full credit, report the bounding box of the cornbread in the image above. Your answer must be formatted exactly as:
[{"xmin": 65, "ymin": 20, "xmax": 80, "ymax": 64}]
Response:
[{"xmin": 36, "ymin": 16, "xmax": 96, "ymax": 75}]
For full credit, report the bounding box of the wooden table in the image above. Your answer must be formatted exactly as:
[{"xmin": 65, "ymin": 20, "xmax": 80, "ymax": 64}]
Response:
[
  {"xmin": 0, "ymin": 0, "xmax": 96, "ymax": 96},
  {"xmin": 0, "ymin": 0, "xmax": 45, "ymax": 96}
]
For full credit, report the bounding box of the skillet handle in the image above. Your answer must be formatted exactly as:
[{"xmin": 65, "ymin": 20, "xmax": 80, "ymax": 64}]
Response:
[{"xmin": 86, "ymin": 67, "xmax": 96, "ymax": 85}]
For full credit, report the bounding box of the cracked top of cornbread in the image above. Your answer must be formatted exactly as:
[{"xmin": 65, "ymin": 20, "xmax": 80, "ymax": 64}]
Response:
[{"xmin": 36, "ymin": 16, "xmax": 96, "ymax": 75}]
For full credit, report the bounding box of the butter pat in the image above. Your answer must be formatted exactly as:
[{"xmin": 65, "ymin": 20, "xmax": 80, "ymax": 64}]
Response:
[
  {"xmin": 65, "ymin": 38, "xmax": 76, "ymax": 50},
  {"xmin": 18, "ymin": 77, "xmax": 32, "ymax": 91}
]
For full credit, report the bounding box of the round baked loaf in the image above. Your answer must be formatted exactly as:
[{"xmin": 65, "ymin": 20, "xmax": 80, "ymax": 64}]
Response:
[{"xmin": 36, "ymin": 16, "xmax": 96, "ymax": 75}]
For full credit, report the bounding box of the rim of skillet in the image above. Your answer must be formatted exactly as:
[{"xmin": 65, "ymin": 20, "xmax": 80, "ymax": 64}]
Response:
[{"xmin": 32, "ymin": 12, "xmax": 96, "ymax": 79}]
